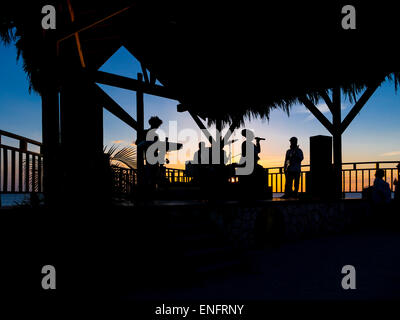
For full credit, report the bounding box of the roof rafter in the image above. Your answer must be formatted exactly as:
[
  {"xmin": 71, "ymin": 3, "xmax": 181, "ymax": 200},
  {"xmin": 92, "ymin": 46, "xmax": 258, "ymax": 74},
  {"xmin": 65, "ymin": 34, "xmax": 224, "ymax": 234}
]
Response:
[
  {"xmin": 299, "ymin": 95, "xmax": 334, "ymax": 134},
  {"xmin": 94, "ymin": 84, "xmax": 137, "ymax": 130},
  {"xmin": 93, "ymin": 70, "xmax": 179, "ymax": 101},
  {"xmin": 340, "ymin": 80, "xmax": 383, "ymax": 134}
]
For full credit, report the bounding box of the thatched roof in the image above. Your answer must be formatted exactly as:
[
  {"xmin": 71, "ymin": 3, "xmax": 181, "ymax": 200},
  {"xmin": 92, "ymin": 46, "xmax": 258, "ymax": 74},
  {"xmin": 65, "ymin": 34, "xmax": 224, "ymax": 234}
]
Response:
[{"xmin": 2, "ymin": 1, "xmax": 399, "ymax": 124}]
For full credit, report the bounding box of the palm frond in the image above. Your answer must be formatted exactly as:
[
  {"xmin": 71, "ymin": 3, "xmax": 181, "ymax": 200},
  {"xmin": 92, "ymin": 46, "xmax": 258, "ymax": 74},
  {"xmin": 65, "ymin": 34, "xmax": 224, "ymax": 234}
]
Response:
[{"xmin": 104, "ymin": 144, "xmax": 137, "ymax": 169}]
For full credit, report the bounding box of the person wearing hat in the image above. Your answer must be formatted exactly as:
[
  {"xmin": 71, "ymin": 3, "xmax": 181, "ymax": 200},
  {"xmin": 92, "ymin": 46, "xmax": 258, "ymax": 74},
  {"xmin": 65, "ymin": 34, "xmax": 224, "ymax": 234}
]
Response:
[{"xmin": 283, "ymin": 137, "xmax": 304, "ymax": 198}]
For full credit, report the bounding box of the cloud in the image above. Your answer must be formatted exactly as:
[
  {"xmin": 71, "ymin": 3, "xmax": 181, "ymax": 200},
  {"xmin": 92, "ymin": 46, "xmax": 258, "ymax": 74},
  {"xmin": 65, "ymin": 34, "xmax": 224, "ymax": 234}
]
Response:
[
  {"xmin": 305, "ymin": 104, "xmax": 330, "ymax": 121},
  {"xmin": 294, "ymin": 103, "xmax": 348, "ymax": 121},
  {"xmin": 380, "ymin": 151, "xmax": 400, "ymax": 157},
  {"xmin": 112, "ymin": 140, "xmax": 126, "ymax": 144},
  {"xmin": 294, "ymin": 103, "xmax": 330, "ymax": 115}
]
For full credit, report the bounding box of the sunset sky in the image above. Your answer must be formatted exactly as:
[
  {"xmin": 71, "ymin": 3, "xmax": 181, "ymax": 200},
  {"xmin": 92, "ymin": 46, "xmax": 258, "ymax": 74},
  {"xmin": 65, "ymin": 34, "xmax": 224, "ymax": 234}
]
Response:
[{"xmin": 1, "ymin": 43, "xmax": 400, "ymax": 169}]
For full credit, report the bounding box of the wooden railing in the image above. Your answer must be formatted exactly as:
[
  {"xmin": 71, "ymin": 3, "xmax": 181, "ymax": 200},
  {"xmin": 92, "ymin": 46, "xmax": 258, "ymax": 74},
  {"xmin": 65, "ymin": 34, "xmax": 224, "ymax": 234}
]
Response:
[
  {"xmin": 0, "ymin": 129, "xmax": 43, "ymax": 194},
  {"xmin": 109, "ymin": 166, "xmax": 190, "ymax": 196},
  {"xmin": 266, "ymin": 161, "xmax": 400, "ymax": 194},
  {"xmin": 111, "ymin": 165, "xmax": 136, "ymax": 195},
  {"xmin": 341, "ymin": 161, "xmax": 399, "ymax": 193},
  {"xmin": 2, "ymin": 129, "xmax": 396, "ymax": 199},
  {"xmin": 266, "ymin": 165, "xmax": 309, "ymax": 193},
  {"xmin": 165, "ymin": 167, "xmax": 192, "ymax": 183}
]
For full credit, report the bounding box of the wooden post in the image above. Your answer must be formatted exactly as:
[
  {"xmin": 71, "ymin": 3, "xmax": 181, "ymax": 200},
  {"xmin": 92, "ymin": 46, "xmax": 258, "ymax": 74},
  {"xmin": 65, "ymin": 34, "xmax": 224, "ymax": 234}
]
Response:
[
  {"xmin": 19, "ymin": 140, "xmax": 27, "ymax": 151},
  {"xmin": 41, "ymin": 32, "xmax": 60, "ymax": 206},
  {"xmin": 59, "ymin": 68, "xmax": 104, "ymax": 207},
  {"xmin": 0, "ymin": 139, "xmax": 1, "ymax": 206},
  {"xmin": 136, "ymin": 73, "xmax": 144, "ymax": 185},
  {"xmin": 332, "ymin": 87, "xmax": 342, "ymax": 199},
  {"xmin": 216, "ymin": 119, "xmax": 223, "ymax": 164},
  {"xmin": 188, "ymin": 111, "xmax": 216, "ymax": 145}
]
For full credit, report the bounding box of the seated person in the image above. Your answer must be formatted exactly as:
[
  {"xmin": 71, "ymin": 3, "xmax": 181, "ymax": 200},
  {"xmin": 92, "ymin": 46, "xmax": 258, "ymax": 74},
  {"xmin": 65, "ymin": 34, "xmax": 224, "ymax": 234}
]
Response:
[
  {"xmin": 372, "ymin": 169, "xmax": 392, "ymax": 204},
  {"xmin": 192, "ymin": 139, "xmax": 229, "ymax": 165}
]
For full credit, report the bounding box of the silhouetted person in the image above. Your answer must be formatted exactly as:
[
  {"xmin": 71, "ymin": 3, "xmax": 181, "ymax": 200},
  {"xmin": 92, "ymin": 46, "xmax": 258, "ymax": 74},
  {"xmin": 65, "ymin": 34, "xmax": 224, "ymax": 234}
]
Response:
[
  {"xmin": 238, "ymin": 129, "xmax": 262, "ymax": 173},
  {"xmin": 237, "ymin": 129, "xmax": 266, "ymax": 198},
  {"xmin": 372, "ymin": 169, "xmax": 391, "ymax": 204},
  {"xmin": 188, "ymin": 142, "xmax": 211, "ymax": 194},
  {"xmin": 203, "ymin": 136, "xmax": 229, "ymax": 165},
  {"xmin": 203, "ymin": 136, "xmax": 227, "ymax": 198},
  {"xmin": 138, "ymin": 116, "xmax": 163, "ymax": 161},
  {"xmin": 283, "ymin": 137, "xmax": 303, "ymax": 198},
  {"xmin": 135, "ymin": 116, "xmax": 163, "ymax": 200}
]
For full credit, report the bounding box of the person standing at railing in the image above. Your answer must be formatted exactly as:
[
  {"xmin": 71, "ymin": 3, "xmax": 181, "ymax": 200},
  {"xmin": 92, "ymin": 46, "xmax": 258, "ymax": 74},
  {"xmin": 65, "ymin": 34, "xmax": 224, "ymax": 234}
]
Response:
[
  {"xmin": 282, "ymin": 137, "xmax": 304, "ymax": 199},
  {"xmin": 135, "ymin": 116, "xmax": 164, "ymax": 199},
  {"xmin": 136, "ymin": 116, "xmax": 163, "ymax": 163},
  {"xmin": 393, "ymin": 163, "xmax": 400, "ymax": 202}
]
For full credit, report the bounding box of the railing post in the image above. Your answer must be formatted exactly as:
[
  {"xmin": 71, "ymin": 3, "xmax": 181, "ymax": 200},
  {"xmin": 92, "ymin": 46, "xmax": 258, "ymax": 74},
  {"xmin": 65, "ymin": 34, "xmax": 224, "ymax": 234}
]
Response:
[
  {"xmin": 41, "ymin": 29, "xmax": 61, "ymax": 207},
  {"xmin": 332, "ymin": 87, "xmax": 343, "ymax": 199},
  {"xmin": 3, "ymin": 147, "xmax": 8, "ymax": 192},
  {"xmin": 19, "ymin": 140, "xmax": 27, "ymax": 152},
  {"xmin": 136, "ymin": 73, "xmax": 144, "ymax": 187}
]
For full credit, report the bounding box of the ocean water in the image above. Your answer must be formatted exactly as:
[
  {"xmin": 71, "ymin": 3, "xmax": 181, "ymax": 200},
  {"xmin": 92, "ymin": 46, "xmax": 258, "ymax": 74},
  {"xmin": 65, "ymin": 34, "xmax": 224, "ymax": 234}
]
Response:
[
  {"xmin": 274, "ymin": 192, "xmax": 364, "ymax": 199},
  {"xmin": 0, "ymin": 192, "xmax": 393, "ymax": 207},
  {"xmin": 0, "ymin": 193, "xmax": 44, "ymax": 207},
  {"xmin": 273, "ymin": 192, "xmax": 394, "ymax": 199}
]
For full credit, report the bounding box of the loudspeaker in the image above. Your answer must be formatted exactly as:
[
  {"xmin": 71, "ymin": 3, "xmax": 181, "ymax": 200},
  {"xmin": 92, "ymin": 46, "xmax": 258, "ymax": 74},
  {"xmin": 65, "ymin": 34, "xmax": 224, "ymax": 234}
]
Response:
[{"xmin": 309, "ymin": 135, "xmax": 334, "ymax": 198}]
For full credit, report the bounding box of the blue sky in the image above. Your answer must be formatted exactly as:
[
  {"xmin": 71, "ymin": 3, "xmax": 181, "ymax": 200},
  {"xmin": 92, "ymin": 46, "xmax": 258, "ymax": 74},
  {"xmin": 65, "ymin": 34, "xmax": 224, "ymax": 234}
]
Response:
[{"xmin": 1, "ymin": 44, "xmax": 400, "ymax": 168}]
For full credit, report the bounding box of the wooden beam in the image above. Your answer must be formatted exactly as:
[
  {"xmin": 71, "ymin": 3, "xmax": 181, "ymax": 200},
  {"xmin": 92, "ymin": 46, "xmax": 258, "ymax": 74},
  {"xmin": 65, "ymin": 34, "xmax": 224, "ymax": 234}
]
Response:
[
  {"xmin": 41, "ymin": 31, "xmax": 60, "ymax": 207},
  {"xmin": 188, "ymin": 111, "xmax": 216, "ymax": 145},
  {"xmin": 60, "ymin": 69, "xmax": 106, "ymax": 207},
  {"xmin": 215, "ymin": 119, "xmax": 224, "ymax": 164},
  {"xmin": 141, "ymin": 63, "xmax": 150, "ymax": 84},
  {"xmin": 136, "ymin": 74, "xmax": 144, "ymax": 138},
  {"xmin": 93, "ymin": 70, "xmax": 179, "ymax": 101},
  {"xmin": 332, "ymin": 87, "xmax": 342, "ymax": 199},
  {"xmin": 57, "ymin": 4, "xmax": 133, "ymax": 43},
  {"xmin": 94, "ymin": 84, "xmax": 137, "ymax": 130},
  {"xmin": 299, "ymin": 96, "xmax": 334, "ymax": 134},
  {"xmin": 340, "ymin": 81, "xmax": 381, "ymax": 134},
  {"xmin": 177, "ymin": 103, "xmax": 188, "ymax": 112},
  {"xmin": 319, "ymin": 90, "xmax": 334, "ymax": 113},
  {"xmin": 222, "ymin": 117, "xmax": 240, "ymax": 146},
  {"xmin": 149, "ymin": 71, "xmax": 156, "ymax": 85},
  {"xmin": 136, "ymin": 73, "xmax": 144, "ymax": 186},
  {"xmin": 66, "ymin": 0, "xmax": 86, "ymax": 68},
  {"xmin": 0, "ymin": 130, "xmax": 42, "ymax": 147}
]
